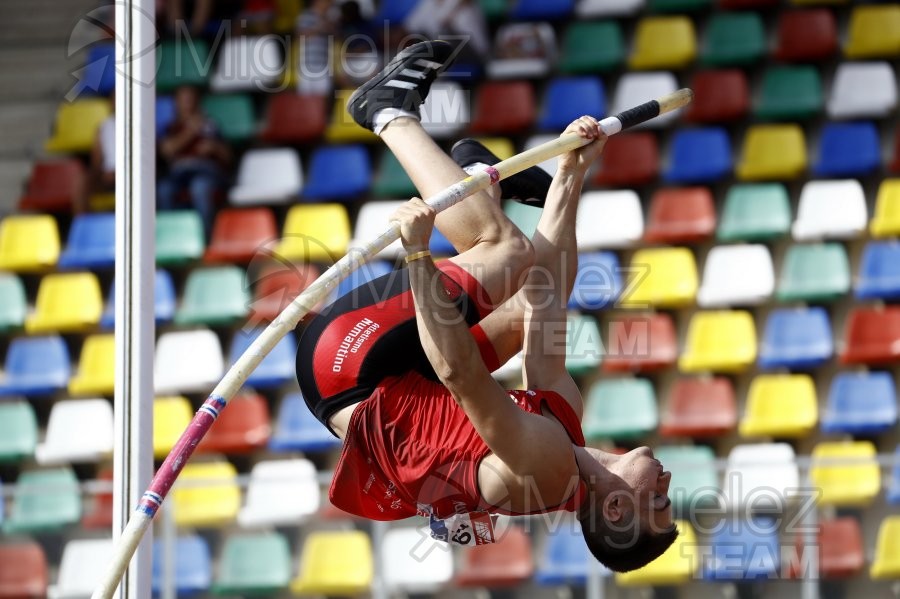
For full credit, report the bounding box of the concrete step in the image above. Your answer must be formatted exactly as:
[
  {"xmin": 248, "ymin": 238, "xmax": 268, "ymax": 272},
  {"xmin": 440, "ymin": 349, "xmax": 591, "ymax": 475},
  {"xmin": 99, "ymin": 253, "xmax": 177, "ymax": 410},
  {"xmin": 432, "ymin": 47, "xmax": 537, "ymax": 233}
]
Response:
[
  {"xmin": 0, "ymin": 158, "xmax": 32, "ymax": 214},
  {"xmin": 0, "ymin": 101, "xmax": 57, "ymax": 157},
  {"xmin": 0, "ymin": 47, "xmax": 83, "ymax": 102}
]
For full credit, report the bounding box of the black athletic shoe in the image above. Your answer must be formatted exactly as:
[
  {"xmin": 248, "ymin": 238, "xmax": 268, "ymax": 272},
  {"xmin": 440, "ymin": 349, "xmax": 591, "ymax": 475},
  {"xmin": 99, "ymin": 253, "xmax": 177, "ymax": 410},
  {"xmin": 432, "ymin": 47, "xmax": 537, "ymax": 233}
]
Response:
[
  {"xmin": 451, "ymin": 138, "xmax": 553, "ymax": 207},
  {"xmin": 347, "ymin": 40, "xmax": 456, "ymax": 132}
]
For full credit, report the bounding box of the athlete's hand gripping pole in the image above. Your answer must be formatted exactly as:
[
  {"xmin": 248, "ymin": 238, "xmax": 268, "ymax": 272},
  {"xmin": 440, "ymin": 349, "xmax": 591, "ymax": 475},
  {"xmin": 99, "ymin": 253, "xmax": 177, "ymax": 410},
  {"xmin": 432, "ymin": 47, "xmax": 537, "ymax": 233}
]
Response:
[{"xmin": 91, "ymin": 88, "xmax": 693, "ymax": 599}]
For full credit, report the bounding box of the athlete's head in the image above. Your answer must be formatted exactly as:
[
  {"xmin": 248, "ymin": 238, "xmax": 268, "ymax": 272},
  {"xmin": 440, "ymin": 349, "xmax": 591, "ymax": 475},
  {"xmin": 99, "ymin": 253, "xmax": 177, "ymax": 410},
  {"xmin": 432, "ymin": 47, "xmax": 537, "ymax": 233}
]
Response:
[{"xmin": 577, "ymin": 446, "xmax": 678, "ymax": 572}]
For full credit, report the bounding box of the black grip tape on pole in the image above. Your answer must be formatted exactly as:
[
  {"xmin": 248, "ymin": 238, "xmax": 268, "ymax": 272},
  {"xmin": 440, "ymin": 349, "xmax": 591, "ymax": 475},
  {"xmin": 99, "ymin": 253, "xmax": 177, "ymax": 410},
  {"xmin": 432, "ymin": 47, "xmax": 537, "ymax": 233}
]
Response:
[{"xmin": 614, "ymin": 100, "xmax": 661, "ymax": 130}]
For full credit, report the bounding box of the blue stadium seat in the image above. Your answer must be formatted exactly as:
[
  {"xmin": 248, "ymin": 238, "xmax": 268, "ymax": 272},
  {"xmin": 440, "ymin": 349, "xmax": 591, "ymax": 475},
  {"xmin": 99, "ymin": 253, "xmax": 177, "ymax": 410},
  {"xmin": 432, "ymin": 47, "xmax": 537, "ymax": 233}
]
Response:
[
  {"xmin": 156, "ymin": 95, "xmax": 176, "ymax": 137},
  {"xmin": 83, "ymin": 43, "xmax": 116, "ymax": 96},
  {"xmin": 511, "ymin": 0, "xmax": 574, "ymax": 20},
  {"xmin": 536, "ymin": 522, "xmax": 608, "ymax": 585},
  {"xmin": 58, "ymin": 213, "xmax": 116, "ymax": 269},
  {"xmin": 814, "ymin": 122, "xmax": 881, "ymax": 177},
  {"xmin": 703, "ymin": 516, "xmax": 780, "ymax": 580},
  {"xmin": 0, "ymin": 336, "xmax": 70, "ymax": 396},
  {"xmin": 151, "ymin": 534, "xmax": 212, "ymax": 598},
  {"xmin": 302, "ymin": 145, "xmax": 371, "ymax": 201},
  {"xmin": 430, "ymin": 227, "xmax": 456, "ymax": 256},
  {"xmin": 758, "ymin": 307, "xmax": 832, "ymax": 370},
  {"xmin": 888, "ymin": 445, "xmax": 900, "ymax": 505},
  {"xmin": 537, "ymin": 77, "xmax": 605, "ymax": 131},
  {"xmin": 856, "ymin": 241, "xmax": 900, "ymax": 300},
  {"xmin": 228, "ymin": 329, "xmax": 296, "ymax": 390},
  {"xmin": 269, "ymin": 392, "xmax": 341, "ymax": 453},
  {"xmin": 336, "ymin": 261, "xmax": 395, "ymax": 300},
  {"xmin": 665, "ymin": 127, "xmax": 733, "ymax": 183},
  {"xmin": 821, "ymin": 371, "xmax": 897, "ymax": 435},
  {"xmin": 568, "ymin": 252, "xmax": 621, "ymax": 310},
  {"xmin": 372, "ymin": 0, "xmax": 419, "ymax": 22},
  {"xmin": 101, "ymin": 269, "xmax": 176, "ymax": 329}
]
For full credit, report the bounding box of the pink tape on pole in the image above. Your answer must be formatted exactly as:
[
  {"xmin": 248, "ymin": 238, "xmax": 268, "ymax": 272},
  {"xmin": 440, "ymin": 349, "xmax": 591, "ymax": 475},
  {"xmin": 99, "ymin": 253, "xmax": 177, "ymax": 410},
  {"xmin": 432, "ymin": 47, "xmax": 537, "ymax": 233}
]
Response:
[{"xmin": 485, "ymin": 166, "xmax": 500, "ymax": 185}]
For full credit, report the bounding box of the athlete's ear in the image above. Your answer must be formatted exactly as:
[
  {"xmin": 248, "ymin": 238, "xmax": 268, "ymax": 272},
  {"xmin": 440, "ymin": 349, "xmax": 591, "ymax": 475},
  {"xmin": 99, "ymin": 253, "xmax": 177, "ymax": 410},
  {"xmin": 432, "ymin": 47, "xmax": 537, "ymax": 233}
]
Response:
[{"xmin": 603, "ymin": 491, "xmax": 626, "ymax": 524}]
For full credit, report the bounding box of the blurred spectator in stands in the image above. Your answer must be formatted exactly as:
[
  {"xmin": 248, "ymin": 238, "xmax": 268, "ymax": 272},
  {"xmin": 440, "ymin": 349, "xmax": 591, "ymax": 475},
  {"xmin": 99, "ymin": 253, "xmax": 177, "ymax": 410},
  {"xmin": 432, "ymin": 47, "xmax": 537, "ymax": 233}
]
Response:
[
  {"xmin": 164, "ymin": 0, "xmax": 215, "ymax": 36},
  {"xmin": 237, "ymin": 0, "xmax": 277, "ymax": 34},
  {"xmin": 334, "ymin": 1, "xmax": 382, "ymax": 89},
  {"xmin": 294, "ymin": 0, "xmax": 336, "ymax": 95},
  {"xmin": 404, "ymin": 0, "xmax": 489, "ymax": 60},
  {"xmin": 157, "ymin": 85, "xmax": 231, "ymax": 233}
]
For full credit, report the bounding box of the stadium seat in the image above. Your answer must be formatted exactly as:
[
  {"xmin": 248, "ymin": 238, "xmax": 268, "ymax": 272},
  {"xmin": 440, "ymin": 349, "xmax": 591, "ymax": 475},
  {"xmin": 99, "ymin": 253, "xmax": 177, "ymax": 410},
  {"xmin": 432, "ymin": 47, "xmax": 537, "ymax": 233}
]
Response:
[
  {"xmin": 739, "ymin": 374, "xmax": 817, "ymax": 438},
  {"xmin": 372, "ymin": 0, "xmax": 419, "ymax": 22},
  {"xmin": 156, "ymin": 95, "xmax": 176, "ymax": 137},
  {"xmin": 171, "ymin": 460, "xmax": 240, "ymax": 527},
  {"xmin": 36, "ymin": 398, "xmax": 113, "ymax": 464},
  {"xmin": 302, "ymin": 145, "xmax": 371, "ymax": 201},
  {"xmin": 723, "ymin": 443, "xmax": 799, "ymax": 508},
  {"xmin": 603, "ymin": 313, "xmax": 676, "ymax": 373},
  {"xmin": 455, "ymin": 525, "xmax": 534, "ymax": 587},
  {"xmin": 201, "ymin": 94, "xmax": 256, "ymax": 143},
  {"xmin": 291, "ymin": 531, "xmax": 373, "ymax": 595},
  {"xmin": 0, "ymin": 401, "xmax": 36, "ymax": 463},
  {"xmin": 591, "ymin": 132, "xmax": 659, "ymax": 187},
  {"xmin": 537, "ymin": 77, "xmax": 604, "ymax": 132},
  {"xmin": 380, "ymin": 528, "xmax": 454, "ymax": 593},
  {"xmin": 511, "ymin": 0, "xmax": 574, "ymax": 19},
  {"xmin": 563, "ymin": 313, "xmax": 603, "ymax": 376},
  {"xmin": 685, "ymin": 69, "xmax": 749, "ymax": 123},
  {"xmin": 702, "ymin": 516, "xmax": 779, "ymax": 580},
  {"xmin": 58, "ymin": 213, "xmax": 115, "ymax": 269},
  {"xmin": 736, "ymin": 124, "xmax": 807, "ymax": 181},
  {"xmin": 269, "ymin": 392, "xmax": 341, "ymax": 453},
  {"xmin": 101, "ymin": 269, "xmax": 176, "ymax": 328},
  {"xmin": 204, "ymin": 207, "xmax": 277, "ymax": 263},
  {"xmin": 697, "ymin": 244, "xmax": 774, "ymax": 307},
  {"xmin": 504, "ymin": 201, "xmax": 542, "ymax": 239},
  {"xmin": 616, "ymin": 520, "xmax": 697, "ymax": 585},
  {"xmin": 470, "ymin": 81, "xmax": 536, "ymax": 135},
  {"xmin": 228, "ymin": 329, "xmax": 295, "ymax": 389},
  {"xmin": 610, "ymin": 72, "xmax": 680, "ymax": 128},
  {"xmin": 794, "ymin": 179, "xmax": 866, "ymax": 240},
  {"xmin": 209, "ymin": 35, "xmax": 282, "ymax": 92},
  {"xmin": 151, "ymin": 535, "xmax": 212, "ymax": 597},
  {"xmin": 260, "ymin": 93, "xmax": 326, "ymax": 144},
  {"xmin": 857, "ymin": 241, "xmax": 900, "ymax": 300},
  {"xmin": 815, "ymin": 122, "xmax": 881, "ymax": 177},
  {"xmin": 620, "ymin": 247, "xmax": 697, "ymax": 308},
  {"xmin": 420, "ymin": 80, "xmax": 470, "ymax": 139},
  {"xmin": 156, "ymin": 39, "xmax": 209, "ymax": 91},
  {"xmin": 654, "ymin": 445, "xmax": 718, "ymax": 511},
  {"xmin": 0, "ymin": 274, "xmax": 25, "ymax": 332},
  {"xmin": 80, "ymin": 466, "xmax": 112, "ymax": 530},
  {"xmin": 755, "ymin": 66, "xmax": 822, "ymax": 120},
  {"xmin": 890, "ymin": 446, "xmax": 900, "ymax": 504},
  {"xmin": 249, "ymin": 262, "xmax": 321, "ymax": 323},
  {"xmin": 25, "ymin": 272, "xmax": 102, "ymax": 333},
  {"xmin": 810, "ymin": 441, "xmax": 880, "ymax": 506},
  {"xmin": 275, "ymin": 203, "xmax": 350, "ymax": 263},
  {"xmin": 196, "ymin": 391, "xmax": 270, "ymax": 455},
  {"xmin": 664, "ymin": 128, "xmax": 732, "ymax": 183},
  {"xmin": 576, "ymin": 191, "xmax": 644, "ymax": 249},
  {"xmin": 372, "ymin": 151, "xmax": 417, "ymax": 198},
  {"xmin": 54, "ymin": 538, "xmax": 113, "ymax": 599},
  {"xmin": 871, "ymin": 179, "xmax": 900, "ymax": 237},
  {"xmin": 154, "ymin": 329, "xmax": 224, "ymax": 394},
  {"xmin": 659, "ymin": 376, "xmax": 737, "ymax": 437},
  {"xmin": 717, "ymin": 183, "xmax": 791, "ymax": 241},
  {"xmin": 152, "ymin": 396, "xmax": 191, "ymax": 459},
  {"xmin": 576, "ymin": 0, "xmax": 645, "ymax": 17},
  {"xmin": 844, "ymin": 5, "xmax": 900, "ymax": 59},
  {"xmin": 212, "ymin": 533, "xmax": 291, "ymax": 595},
  {"xmin": 644, "ymin": 187, "xmax": 715, "ymax": 244},
  {"xmin": 228, "ymin": 149, "xmax": 302, "ymax": 206},
  {"xmin": 758, "ymin": 307, "xmax": 832, "ymax": 370},
  {"xmin": 584, "ymin": 378, "xmax": 658, "ymax": 439},
  {"xmin": 871, "ymin": 517, "xmax": 900, "ymax": 579},
  {"xmin": 559, "ymin": 20, "xmax": 624, "ymax": 73},
  {"xmin": 156, "ymin": 210, "xmax": 205, "ymax": 265},
  {"xmin": 535, "ymin": 517, "xmax": 606, "ymax": 586},
  {"xmin": 175, "ymin": 266, "xmax": 249, "ymax": 326},
  {"xmin": 68, "ymin": 334, "xmax": 115, "ymax": 396},
  {"xmin": 827, "ymin": 62, "xmax": 897, "ymax": 119},
  {"xmin": 822, "ymin": 371, "xmax": 897, "ymax": 435},
  {"xmin": 18, "ymin": 158, "xmax": 86, "ymax": 212},
  {"xmin": 680, "ymin": 310, "xmax": 756, "ymax": 373},
  {"xmin": 568, "ymin": 252, "xmax": 621, "ymax": 310},
  {"xmin": 238, "ymin": 458, "xmax": 319, "ymax": 527},
  {"xmin": 3, "ymin": 467, "xmax": 81, "ymax": 533},
  {"xmin": 630, "ymin": 16, "xmax": 696, "ymax": 70},
  {"xmin": 702, "ymin": 12, "xmax": 766, "ymax": 66},
  {"xmin": 334, "ymin": 261, "xmax": 395, "ymax": 302},
  {"xmin": 777, "ymin": 243, "xmax": 850, "ymax": 302},
  {"xmin": 841, "ymin": 306, "xmax": 900, "ymax": 365},
  {"xmin": 324, "ymin": 90, "xmax": 379, "ymax": 144},
  {"xmin": 350, "ymin": 201, "xmax": 408, "ymax": 259},
  {"xmin": 0, "ymin": 335, "xmax": 70, "ymax": 396},
  {"xmin": 788, "ymin": 517, "xmax": 864, "ymax": 579},
  {"xmin": 775, "ymin": 8, "xmax": 837, "ymax": 62},
  {"xmin": 0, "ymin": 541, "xmax": 47, "ymax": 599},
  {"xmin": 45, "ymin": 98, "xmax": 111, "ymax": 153},
  {"xmin": 487, "ymin": 23, "xmax": 557, "ymax": 79},
  {"xmin": 0, "ymin": 214, "xmax": 60, "ymax": 272}
]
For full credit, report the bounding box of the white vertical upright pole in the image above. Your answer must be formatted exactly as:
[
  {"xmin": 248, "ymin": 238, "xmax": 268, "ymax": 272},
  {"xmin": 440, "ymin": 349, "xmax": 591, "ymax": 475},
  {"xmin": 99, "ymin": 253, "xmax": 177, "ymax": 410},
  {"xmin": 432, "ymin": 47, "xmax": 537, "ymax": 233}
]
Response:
[{"xmin": 113, "ymin": 1, "xmax": 155, "ymax": 599}]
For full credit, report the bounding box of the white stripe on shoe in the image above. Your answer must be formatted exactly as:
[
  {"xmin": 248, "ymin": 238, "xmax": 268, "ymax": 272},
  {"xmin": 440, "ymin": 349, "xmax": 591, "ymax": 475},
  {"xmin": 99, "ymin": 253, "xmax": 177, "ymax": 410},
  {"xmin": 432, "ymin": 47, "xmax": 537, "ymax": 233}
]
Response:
[
  {"xmin": 400, "ymin": 68, "xmax": 428, "ymax": 79},
  {"xmin": 385, "ymin": 80, "xmax": 418, "ymax": 89},
  {"xmin": 414, "ymin": 59, "xmax": 444, "ymax": 70}
]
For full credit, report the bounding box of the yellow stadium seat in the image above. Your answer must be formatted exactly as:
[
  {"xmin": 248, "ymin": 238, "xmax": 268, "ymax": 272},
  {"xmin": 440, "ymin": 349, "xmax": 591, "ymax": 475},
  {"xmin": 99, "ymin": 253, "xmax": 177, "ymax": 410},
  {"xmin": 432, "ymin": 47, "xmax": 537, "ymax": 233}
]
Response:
[
  {"xmin": 25, "ymin": 272, "xmax": 103, "ymax": 333},
  {"xmin": 736, "ymin": 124, "xmax": 807, "ymax": 181},
  {"xmin": 290, "ymin": 530, "xmax": 373, "ymax": 595},
  {"xmin": 153, "ymin": 396, "xmax": 192, "ymax": 459},
  {"xmin": 171, "ymin": 460, "xmax": 240, "ymax": 527},
  {"xmin": 476, "ymin": 137, "xmax": 515, "ymax": 161},
  {"xmin": 89, "ymin": 192, "xmax": 116, "ymax": 211},
  {"xmin": 69, "ymin": 334, "xmax": 115, "ymax": 396},
  {"xmin": 870, "ymin": 179, "xmax": 900, "ymax": 238},
  {"xmin": 0, "ymin": 215, "xmax": 60, "ymax": 272},
  {"xmin": 325, "ymin": 90, "xmax": 379, "ymax": 144},
  {"xmin": 629, "ymin": 17, "xmax": 697, "ymax": 69},
  {"xmin": 739, "ymin": 374, "xmax": 817, "ymax": 438},
  {"xmin": 275, "ymin": 203, "xmax": 350, "ymax": 263},
  {"xmin": 845, "ymin": 5, "xmax": 900, "ymax": 59},
  {"xmin": 620, "ymin": 247, "xmax": 698, "ymax": 308},
  {"xmin": 871, "ymin": 516, "xmax": 900, "ymax": 579},
  {"xmin": 45, "ymin": 99, "xmax": 112, "ymax": 153},
  {"xmin": 617, "ymin": 520, "xmax": 697, "ymax": 586},
  {"xmin": 679, "ymin": 310, "xmax": 756, "ymax": 373},
  {"xmin": 809, "ymin": 441, "xmax": 880, "ymax": 506}
]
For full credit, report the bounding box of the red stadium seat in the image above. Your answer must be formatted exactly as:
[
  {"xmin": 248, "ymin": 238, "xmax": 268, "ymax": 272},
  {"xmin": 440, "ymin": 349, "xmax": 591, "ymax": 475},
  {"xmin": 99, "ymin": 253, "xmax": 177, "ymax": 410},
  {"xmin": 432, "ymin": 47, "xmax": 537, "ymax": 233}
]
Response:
[
  {"xmin": 787, "ymin": 517, "xmax": 864, "ymax": 579},
  {"xmin": 18, "ymin": 159, "xmax": 87, "ymax": 213},
  {"xmin": 204, "ymin": 207, "xmax": 278, "ymax": 264},
  {"xmin": 685, "ymin": 70, "xmax": 749, "ymax": 124},
  {"xmin": 470, "ymin": 81, "xmax": 537, "ymax": 135},
  {"xmin": 0, "ymin": 541, "xmax": 48, "ymax": 599},
  {"xmin": 775, "ymin": 9, "xmax": 837, "ymax": 62},
  {"xmin": 890, "ymin": 129, "xmax": 900, "ymax": 173},
  {"xmin": 604, "ymin": 313, "xmax": 677, "ymax": 373},
  {"xmin": 455, "ymin": 526, "xmax": 534, "ymax": 588},
  {"xmin": 249, "ymin": 262, "xmax": 321, "ymax": 323},
  {"xmin": 81, "ymin": 467, "xmax": 113, "ymax": 530},
  {"xmin": 644, "ymin": 187, "xmax": 716, "ymax": 244},
  {"xmin": 659, "ymin": 377, "xmax": 737, "ymax": 437},
  {"xmin": 591, "ymin": 132, "xmax": 659, "ymax": 187},
  {"xmin": 197, "ymin": 391, "xmax": 271, "ymax": 455},
  {"xmin": 841, "ymin": 306, "xmax": 900, "ymax": 365},
  {"xmin": 260, "ymin": 93, "xmax": 327, "ymax": 144}
]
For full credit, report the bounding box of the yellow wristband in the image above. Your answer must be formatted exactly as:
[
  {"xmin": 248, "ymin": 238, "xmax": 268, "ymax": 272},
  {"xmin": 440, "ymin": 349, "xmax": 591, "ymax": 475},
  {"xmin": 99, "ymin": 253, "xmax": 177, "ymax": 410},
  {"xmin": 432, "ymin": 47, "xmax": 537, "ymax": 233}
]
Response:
[{"xmin": 405, "ymin": 249, "xmax": 432, "ymax": 263}]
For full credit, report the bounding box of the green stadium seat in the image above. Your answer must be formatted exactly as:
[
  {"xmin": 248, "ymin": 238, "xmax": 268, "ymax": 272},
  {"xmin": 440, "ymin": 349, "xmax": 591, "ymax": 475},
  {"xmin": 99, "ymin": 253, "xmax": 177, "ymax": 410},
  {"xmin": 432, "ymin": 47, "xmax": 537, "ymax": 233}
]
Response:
[
  {"xmin": 0, "ymin": 274, "xmax": 25, "ymax": 332},
  {"xmin": 212, "ymin": 533, "xmax": 291, "ymax": 596},
  {"xmin": 174, "ymin": 266, "xmax": 249, "ymax": 326},
  {"xmin": 0, "ymin": 401, "xmax": 37, "ymax": 463},
  {"xmin": 201, "ymin": 94, "xmax": 256, "ymax": 143},
  {"xmin": 3, "ymin": 467, "xmax": 81, "ymax": 534},
  {"xmin": 654, "ymin": 445, "xmax": 718, "ymax": 512},
  {"xmin": 372, "ymin": 151, "xmax": 418, "ymax": 198},
  {"xmin": 504, "ymin": 201, "xmax": 542, "ymax": 240},
  {"xmin": 156, "ymin": 211, "xmax": 205, "ymax": 265},
  {"xmin": 480, "ymin": 0, "xmax": 507, "ymax": 20},
  {"xmin": 156, "ymin": 40, "xmax": 209, "ymax": 91},
  {"xmin": 559, "ymin": 21, "xmax": 624, "ymax": 73},
  {"xmin": 584, "ymin": 378, "xmax": 658, "ymax": 440},
  {"xmin": 702, "ymin": 12, "xmax": 766, "ymax": 66},
  {"xmin": 755, "ymin": 66, "xmax": 823, "ymax": 120},
  {"xmin": 717, "ymin": 183, "xmax": 791, "ymax": 242},
  {"xmin": 565, "ymin": 313, "xmax": 602, "ymax": 376},
  {"xmin": 776, "ymin": 243, "xmax": 850, "ymax": 302}
]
